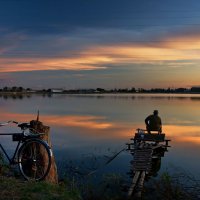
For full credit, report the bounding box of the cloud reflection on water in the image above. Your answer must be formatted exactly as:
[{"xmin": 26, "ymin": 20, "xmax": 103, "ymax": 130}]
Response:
[
  {"xmin": 164, "ymin": 125, "xmax": 200, "ymax": 145},
  {"xmin": 0, "ymin": 112, "xmax": 113, "ymax": 129},
  {"xmin": 1, "ymin": 111, "xmax": 200, "ymax": 146}
]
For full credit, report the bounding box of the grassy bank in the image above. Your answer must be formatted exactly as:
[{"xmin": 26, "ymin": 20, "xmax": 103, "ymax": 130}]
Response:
[
  {"xmin": 0, "ymin": 176, "xmax": 80, "ymax": 200},
  {"xmin": 0, "ymin": 153, "xmax": 199, "ymax": 199},
  {"xmin": 0, "ymin": 170, "xmax": 199, "ymax": 200},
  {"xmin": 0, "ymin": 158, "xmax": 80, "ymax": 200}
]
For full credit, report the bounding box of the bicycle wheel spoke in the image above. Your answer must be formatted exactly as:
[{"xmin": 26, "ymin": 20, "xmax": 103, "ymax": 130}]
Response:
[
  {"xmin": 18, "ymin": 139, "xmax": 51, "ymax": 181},
  {"xmin": 36, "ymin": 164, "xmax": 45, "ymax": 177},
  {"xmin": 33, "ymin": 163, "xmax": 37, "ymax": 179}
]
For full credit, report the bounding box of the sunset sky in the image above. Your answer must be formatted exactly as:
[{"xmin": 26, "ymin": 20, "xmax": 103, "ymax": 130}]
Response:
[{"xmin": 1, "ymin": 0, "xmax": 200, "ymax": 89}]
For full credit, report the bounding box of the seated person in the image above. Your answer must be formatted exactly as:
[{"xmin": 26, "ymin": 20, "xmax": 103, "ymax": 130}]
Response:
[{"xmin": 145, "ymin": 110, "xmax": 162, "ymax": 134}]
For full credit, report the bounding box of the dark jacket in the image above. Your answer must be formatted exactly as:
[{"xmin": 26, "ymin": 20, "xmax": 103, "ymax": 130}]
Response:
[{"xmin": 145, "ymin": 114, "xmax": 162, "ymax": 131}]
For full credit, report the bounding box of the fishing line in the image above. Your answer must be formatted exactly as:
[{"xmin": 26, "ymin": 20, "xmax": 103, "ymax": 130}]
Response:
[{"xmin": 71, "ymin": 147, "xmax": 126, "ymax": 177}]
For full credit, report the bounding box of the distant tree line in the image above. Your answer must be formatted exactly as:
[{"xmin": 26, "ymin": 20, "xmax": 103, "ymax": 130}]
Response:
[
  {"xmin": 0, "ymin": 86, "xmax": 200, "ymax": 94},
  {"xmin": 0, "ymin": 87, "xmax": 31, "ymax": 93}
]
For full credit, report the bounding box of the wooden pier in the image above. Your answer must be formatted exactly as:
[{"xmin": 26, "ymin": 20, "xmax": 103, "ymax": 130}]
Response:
[{"xmin": 126, "ymin": 129, "xmax": 171, "ymax": 199}]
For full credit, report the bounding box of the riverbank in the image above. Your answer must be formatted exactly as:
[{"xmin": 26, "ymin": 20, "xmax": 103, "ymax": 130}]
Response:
[
  {"xmin": 0, "ymin": 159, "xmax": 80, "ymax": 200},
  {"xmin": 0, "ymin": 164, "xmax": 199, "ymax": 200},
  {"xmin": 0, "ymin": 176, "xmax": 80, "ymax": 200}
]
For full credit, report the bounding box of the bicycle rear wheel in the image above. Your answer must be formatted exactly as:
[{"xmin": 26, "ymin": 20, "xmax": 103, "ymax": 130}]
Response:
[{"xmin": 18, "ymin": 138, "xmax": 52, "ymax": 181}]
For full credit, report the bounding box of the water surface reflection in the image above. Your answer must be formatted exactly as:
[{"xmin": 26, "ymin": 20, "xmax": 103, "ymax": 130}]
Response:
[{"xmin": 0, "ymin": 94, "xmax": 200, "ymax": 179}]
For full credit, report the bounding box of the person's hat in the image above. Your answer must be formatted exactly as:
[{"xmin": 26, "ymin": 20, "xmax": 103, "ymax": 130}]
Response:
[{"xmin": 153, "ymin": 110, "xmax": 158, "ymax": 114}]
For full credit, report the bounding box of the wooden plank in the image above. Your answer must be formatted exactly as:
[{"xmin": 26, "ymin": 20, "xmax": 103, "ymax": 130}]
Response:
[
  {"xmin": 135, "ymin": 159, "xmax": 152, "ymax": 161},
  {"xmin": 128, "ymin": 171, "xmax": 140, "ymax": 197},
  {"xmin": 134, "ymin": 153, "xmax": 152, "ymax": 155},
  {"xmin": 133, "ymin": 164, "xmax": 151, "ymax": 167},
  {"xmin": 133, "ymin": 165, "xmax": 151, "ymax": 167},
  {"xmin": 134, "ymin": 150, "xmax": 151, "ymax": 153},
  {"xmin": 133, "ymin": 168, "xmax": 151, "ymax": 170},
  {"xmin": 133, "ymin": 161, "xmax": 151, "ymax": 164},
  {"xmin": 134, "ymin": 171, "xmax": 146, "ymax": 199},
  {"xmin": 133, "ymin": 161, "xmax": 152, "ymax": 164},
  {"xmin": 134, "ymin": 166, "xmax": 151, "ymax": 169},
  {"xmin": 134, "ymin": 155, "xmax": 152, "ymax": 157},
  {"xmin": 133, "ymin": 165, "xmax": 151, "ymax": 169},
  {"xmin": 133, "ymin": 159, "xmax": 151, "ymax": 161},
  {"xmin": 134, "ymin": 157, "xmax": 152, "ymax": 160},
  {"xmin": 133, "ymin": 160, "xmax": 151, "ymax": 163},
  {"xmin": 132, "ymin": 148, "xmax": 153, "ymax": 172},
  {"xmin": 132, "ymin": 162, "xmax": 151, "ymax": 165},
  {"xmin": 133, "ymin": 167, "xmax": 151, "ymax": 169},
  {"xmin": 134, "ymin": 155, "xmax": 152, "ymax": 158},
  {"xmin": 133, "ymin": 166, "xmax": 151, "ymax": 169},
  {"xmin": 134, "ymin": 133, "xmax": 165, "ymax": 142},
  {"xmin": 134, "ymin": 152, "xmax": 152, "ymax": 155}
]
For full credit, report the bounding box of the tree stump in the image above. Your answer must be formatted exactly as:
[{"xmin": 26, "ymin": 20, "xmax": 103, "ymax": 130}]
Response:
[{"xmin": 30, "ymin": 120, "xmax": 58, "ymax": 184}]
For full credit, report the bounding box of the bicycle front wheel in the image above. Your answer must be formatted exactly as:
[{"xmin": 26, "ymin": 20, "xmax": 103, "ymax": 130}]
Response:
[{"xmin": 18, "ymin": 139, "xmax": 52, "ymax": 181}]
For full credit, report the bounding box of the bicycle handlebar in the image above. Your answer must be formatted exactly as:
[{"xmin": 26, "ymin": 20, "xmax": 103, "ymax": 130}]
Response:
[
  {"xmin": 0, "ymin": 120, "xmax": 44, "ymax": 133},
  {"xmin": 0, "ymin": 121, "xmax": 30, "ymax": 130},
  {"xmin": 0, "ymin": 121, "xmax": 14, "ymax": 127},
  {"xmin": 0, "ymin": 120, "xmax": 45, "ymax": 138}
]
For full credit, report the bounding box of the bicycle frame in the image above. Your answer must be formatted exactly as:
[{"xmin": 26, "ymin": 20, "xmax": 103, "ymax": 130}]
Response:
[
  {"xmin": 0, "ymin": 120, "xmax": 52, "ymax": 181},
  {"xmin": 0, "ymin": 133, "xmax": 22, "ymax": 165}
]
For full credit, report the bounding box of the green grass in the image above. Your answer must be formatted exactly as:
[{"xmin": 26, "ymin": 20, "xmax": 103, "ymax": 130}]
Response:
[{"xmin": 0, "ymin": 176, "xmax": 81, "ymax": 200}]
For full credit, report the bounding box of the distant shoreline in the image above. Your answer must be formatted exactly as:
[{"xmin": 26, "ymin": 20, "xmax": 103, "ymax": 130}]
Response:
[
  {"xmin": 1, "ymin": 86, "xmax": 200, "ymax": 95},
  {"xmin": 1, "ymin": 91, "xmax": 200, "ymax": 95}
]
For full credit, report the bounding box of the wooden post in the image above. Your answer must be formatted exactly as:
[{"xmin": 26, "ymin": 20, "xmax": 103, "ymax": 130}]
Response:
[
  {"xmin": 134, "ymin": 171, "xmax": 146, "ymax": 199},
  {"xmin": 30, "ymin": 120, "xmax": 58, "ymax": 184},
  {"xmin": 128, "ymin": 171, "xmax": 140, "ymax": 198}
]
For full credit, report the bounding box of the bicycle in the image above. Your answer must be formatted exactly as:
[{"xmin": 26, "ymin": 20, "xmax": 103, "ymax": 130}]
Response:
[{"xmin": 0, "ymin": 121, "xmax": 52, "ymax": 181}]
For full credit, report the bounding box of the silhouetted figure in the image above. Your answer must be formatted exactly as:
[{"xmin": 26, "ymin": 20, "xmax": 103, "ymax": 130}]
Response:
[{"xmin": 145, "ymin": 110, "xmax": 162, "ymax": 134}]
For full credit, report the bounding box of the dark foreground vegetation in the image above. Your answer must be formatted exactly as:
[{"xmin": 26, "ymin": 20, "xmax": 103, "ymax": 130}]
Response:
[
  {"xmin": 0, "ymin": 153, "xmax": 200, "ymax": 199},
  {"xmin": 0, "ymin": 176, "xmax": 80, "ymax": 200},
  {"xmin": 0, "ymin": 171, "xmax": 199, "ymax": 200},
  {"xmin": 0, "ymin": 156, "xmax": 80, "ymax": 200},
  {"xmin": 144, "ymin": 171, "xmax": 200, "ymax": 200},
  {"xmin": 1, "ymin": 149, "xmax": 196, "ymax": 200},
  {"xmin": 61, "ymin": 156, "xmax": 200, "ymax": 200}
]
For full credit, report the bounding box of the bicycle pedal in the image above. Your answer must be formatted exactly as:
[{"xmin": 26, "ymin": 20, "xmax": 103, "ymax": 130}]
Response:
[{"xmin": 32, "ymin": 166, "xmax": 37, "ymax": 171}]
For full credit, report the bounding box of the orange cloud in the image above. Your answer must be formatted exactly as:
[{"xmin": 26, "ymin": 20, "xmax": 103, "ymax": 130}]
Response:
[
  {"xmin": 161, "ymin": 34, "xmax": 200, "ymax": 50},
  {"xmin": 89, "ymin": 45, "xmax": 200, "ymax": 63},
  {"xmin": 2, "ymin": 33, "xmax": 200, "ymax": 73},
  {"xmin": 0, "ymin": 57, "xmax": 108, "ymax": 72}
]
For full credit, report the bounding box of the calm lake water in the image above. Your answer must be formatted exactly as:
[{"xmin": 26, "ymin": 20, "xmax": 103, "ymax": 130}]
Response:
[{"xmin": 0, "ymin": 93, "xmax": 200, "ymax": 181}]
